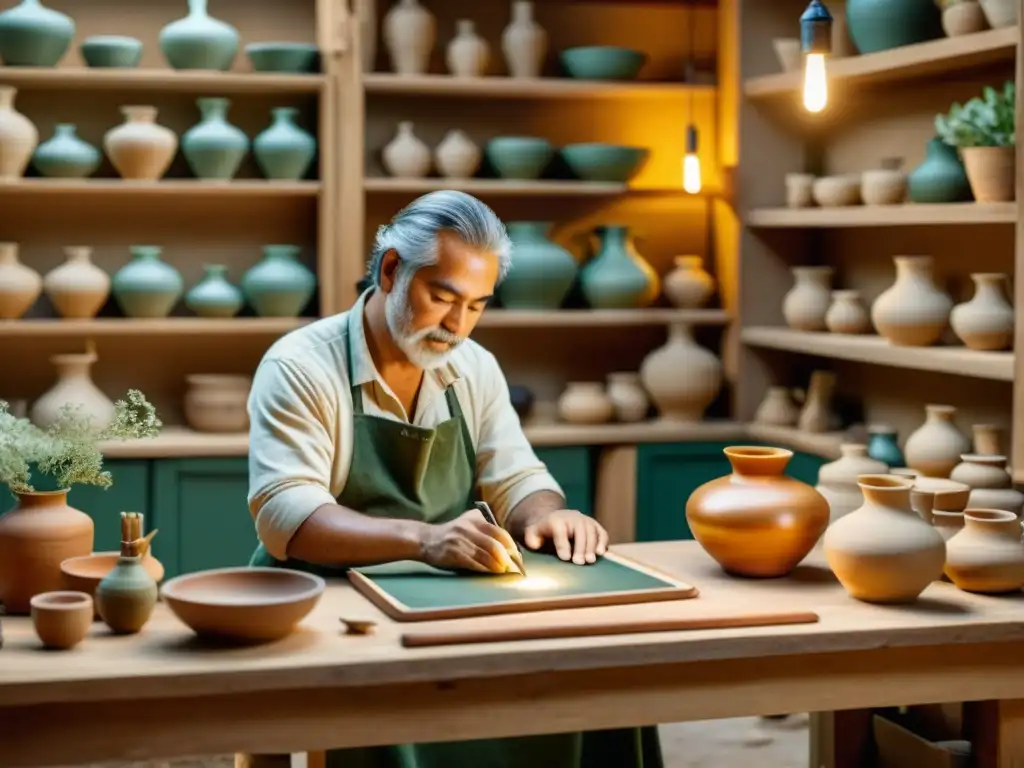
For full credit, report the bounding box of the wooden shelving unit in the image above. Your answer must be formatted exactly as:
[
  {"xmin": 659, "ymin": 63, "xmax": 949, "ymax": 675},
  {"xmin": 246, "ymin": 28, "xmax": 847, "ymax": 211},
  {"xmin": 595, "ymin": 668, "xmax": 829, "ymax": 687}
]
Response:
[
  {"xmin": 0, "ymin": 67, "xmax": 326, "ymax": 94},
  {"xmin": 479, "ymin": 309, "xmax": 730, "ymax": 328},
  {"xmin": 746, "ymin": 203, "xmax": 1017, "ymax": 228},
  {"xmin": 0, "ymin": 179, "xmax": 322, "ymax": 200},
  {"xmin": 363, "ymin": 73, "xmax": 710, "ymax": 99},
  {"xmin": 362, "ymin": 178, "xmax": 629, "ymax": 196},
  {"xmin": 0, "ymin": 318, "xmax": 309, "ymax": 338}
]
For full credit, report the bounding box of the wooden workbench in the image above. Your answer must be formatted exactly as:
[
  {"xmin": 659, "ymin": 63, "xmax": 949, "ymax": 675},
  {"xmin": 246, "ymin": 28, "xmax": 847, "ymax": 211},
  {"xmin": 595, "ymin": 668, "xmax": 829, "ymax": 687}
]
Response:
[{"xmin": 2, "ymin": 541, "xmax": 1024, "ymax": 767}]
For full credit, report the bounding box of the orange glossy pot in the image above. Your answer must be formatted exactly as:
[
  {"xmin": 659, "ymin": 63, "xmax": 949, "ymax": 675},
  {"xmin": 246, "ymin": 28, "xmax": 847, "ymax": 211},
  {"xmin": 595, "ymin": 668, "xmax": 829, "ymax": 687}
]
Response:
[{"xmin": 686, "ymin": 446, "xmax": 830, "ymax": 577}]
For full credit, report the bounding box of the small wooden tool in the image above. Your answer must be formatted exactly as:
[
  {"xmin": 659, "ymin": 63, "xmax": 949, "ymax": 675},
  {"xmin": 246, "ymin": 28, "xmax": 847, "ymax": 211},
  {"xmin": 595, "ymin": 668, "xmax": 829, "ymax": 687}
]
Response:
[
  {"xmin": 339, "ymin": 617, "xmax": 377, "ymax": 635},
  {"xmin": 474, "ymin": 501, "xmax": 527, "ymax": 576}
]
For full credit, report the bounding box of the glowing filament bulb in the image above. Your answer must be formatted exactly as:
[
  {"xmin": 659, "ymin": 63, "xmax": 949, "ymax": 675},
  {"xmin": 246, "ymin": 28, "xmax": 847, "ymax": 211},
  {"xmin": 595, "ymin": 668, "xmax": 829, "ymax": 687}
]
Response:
[
  {"xmin": 682, "ymin": 124, "xmax": 702, "ymax": 194},
  {"xmin": 803, "ymin": 52, "xmax": 828, "ymax": 113}
]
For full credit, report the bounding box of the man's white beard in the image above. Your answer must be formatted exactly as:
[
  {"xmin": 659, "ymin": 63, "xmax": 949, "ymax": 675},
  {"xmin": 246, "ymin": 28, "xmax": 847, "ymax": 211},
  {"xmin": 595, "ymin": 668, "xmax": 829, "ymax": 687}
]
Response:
[{"xmin": 384, "ymin": 273, "xmax": 464, "ymax": 370}]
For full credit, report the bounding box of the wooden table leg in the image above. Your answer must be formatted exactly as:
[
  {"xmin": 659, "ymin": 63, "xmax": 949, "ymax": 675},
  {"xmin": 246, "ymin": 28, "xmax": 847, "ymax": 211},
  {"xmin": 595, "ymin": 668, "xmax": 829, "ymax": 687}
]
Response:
[
  {"xmin": 810, "ymin": 709, "xmax": 873, "ymax": 768},
  {"xmin": 964, "ymin": 699, "xmax": 1024, "ymax": 768}
]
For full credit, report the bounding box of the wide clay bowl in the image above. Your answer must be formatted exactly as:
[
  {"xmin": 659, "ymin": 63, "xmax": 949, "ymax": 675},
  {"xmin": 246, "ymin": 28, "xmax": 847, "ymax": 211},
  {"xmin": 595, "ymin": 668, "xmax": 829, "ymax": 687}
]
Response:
[
  {"xmin": 61, "ymin": 551, "xmax": 165, "ymax": 610},
  {"xmin": 160, "ymin": 567, "xmax": 326, "ymax": 643}
]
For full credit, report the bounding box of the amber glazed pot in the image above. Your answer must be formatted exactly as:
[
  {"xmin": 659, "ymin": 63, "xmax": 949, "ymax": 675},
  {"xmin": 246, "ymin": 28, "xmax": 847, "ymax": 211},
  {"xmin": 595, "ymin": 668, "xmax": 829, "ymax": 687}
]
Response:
[{"xmin": 685, "ymin": 446, "xmax": 830, "ymax": 577}]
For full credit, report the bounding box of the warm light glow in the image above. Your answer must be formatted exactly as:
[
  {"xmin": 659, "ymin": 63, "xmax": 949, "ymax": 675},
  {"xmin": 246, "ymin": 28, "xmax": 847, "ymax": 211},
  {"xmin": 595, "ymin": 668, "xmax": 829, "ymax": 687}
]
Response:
[
  {"xmin": 803, "ymin": 52, "xmax": 828, "ymax": 113},
  {"xmin": 511, "ymin": 575, "xmax": 559, "ymax": 591},
  {"xmin": 682, "ymin": 153, "xmax": 702, "ymax": 194}
]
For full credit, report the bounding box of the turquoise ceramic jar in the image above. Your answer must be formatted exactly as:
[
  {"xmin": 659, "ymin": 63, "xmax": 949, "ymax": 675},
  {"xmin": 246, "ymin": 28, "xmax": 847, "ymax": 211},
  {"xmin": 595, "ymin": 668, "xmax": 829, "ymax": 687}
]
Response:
[
  {"xmin": 908, "ymin": 137, "xmax": 972, "ymax": 203},
  {"xmin": 0, "ymin": 0, "xmax": 74, "ymax": 67},
  {"xmin": 185, "ymin": 264, "xmax": 244, "ymax": 318},
  {"xmin": 867, "ymin": 425, "xmax": 905, "ymax": 467},
  {"xmin": 181, "ymin": 97, "xmax": 249, "ymax": 180},
  {"xmin": 32, "ymin": 124, "xmax": 101, "ymax": 178},
  {"xmin": 580, "ymin": 225, "xmax": 655, "ymax": 309},
  {"xmin": 845, "ymin": 0, "xmax": 942, "ymax": 54},
  {"xmin": 242, "ymin": 245, "xmax": 316, "ymax": 317},
  {"xmin": 112, "ymin": 246, "xmax": 184, "ymax": 319},
  {"xmin": 159, "ymin": 0, "xmax": 239, "ymax": 71},
  {"xmin": 498, "ymin": 222, "xmax": 578, "ymax": 310},
  {"xmin": 254, "ymin": 108, "xmax": 317, "ymax": 180}
]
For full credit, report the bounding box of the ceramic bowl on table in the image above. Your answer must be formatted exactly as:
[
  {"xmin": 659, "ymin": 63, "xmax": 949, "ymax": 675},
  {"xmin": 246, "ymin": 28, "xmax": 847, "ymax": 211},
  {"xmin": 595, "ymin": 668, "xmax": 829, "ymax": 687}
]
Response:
[
  {"xmin": 79, "ymin": 36, "xmax": 143, "ymax": 68},
  {"xmin": 160, "ymin": 566, "xmax": 326, "ymax": 643},
  {"xmin": 559, "ymin": 46, "xmax": 646, "ymax": 80},
  {"xmin": 485, "ymin": 137, "xmax": 554, "ymax": 180},
  {"xmin": 61, "ymin": 551, "xmax": 165, "ymax": 616},
  {"xmin": 245, "ymin": 42, "xmax": 320, "ymax": 73},
  {"xmin": 561, "ymin": 143, "xmax": 650, "ymax": 183},
  {"xmin": 30, "ymin": 591, "xmax": 93, "ymax": 649}
]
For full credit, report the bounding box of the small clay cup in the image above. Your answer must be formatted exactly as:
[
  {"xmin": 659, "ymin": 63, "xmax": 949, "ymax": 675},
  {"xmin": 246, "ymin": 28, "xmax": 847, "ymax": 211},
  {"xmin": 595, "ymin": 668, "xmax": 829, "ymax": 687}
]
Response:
[{"xmin": 30, "ymin": 591, "xmax": 93, "ymax": 650}]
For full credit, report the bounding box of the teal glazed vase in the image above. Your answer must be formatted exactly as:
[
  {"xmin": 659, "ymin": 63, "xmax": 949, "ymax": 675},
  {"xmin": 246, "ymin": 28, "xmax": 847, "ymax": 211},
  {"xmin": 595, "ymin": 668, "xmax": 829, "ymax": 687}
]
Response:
[
  {"xmin": 908, "ymin": 137, "xmax": 973, "ymax": 203},
  {"xmin": 845, "ymin": 0, "xmax": 942, "ymax": 54},
  {"xmin": 185, "ymin": 264, "xmax": 244, "ymax": 318},
  {"xmin": 112, "ymin": 246, "xmax": 184, "ymax": 319},
  {"xmin": 242, "ymin": 245, "xmax": 316, "ymax": 317},
  {"xmin": 32, "ymin": 124, "xmax": 101, "ymax": 178},
  {"xmin": 181, "ymin": 97, "xmax": 249, "ymax": 180},
  {"xmin": 159, "ymin": 0, "xmax": 239, "ymax": 71},
  {"xmin": 253, "ymin": 107, "xmax": 317, "ymax": 181},
  {"xmin": 498, "ymin": 222, "xmax": 578, "ymax": 310},
  {"xmin": 0, "ymin": 0, "xmax": 74, "ymax": 67},
  {"xmin": 867, "ymin": 425, "xmax": 905, "ymax": 467},
  {"xmin": 579, "ymin": 225, "xmax": 656, "ymax": 309}
]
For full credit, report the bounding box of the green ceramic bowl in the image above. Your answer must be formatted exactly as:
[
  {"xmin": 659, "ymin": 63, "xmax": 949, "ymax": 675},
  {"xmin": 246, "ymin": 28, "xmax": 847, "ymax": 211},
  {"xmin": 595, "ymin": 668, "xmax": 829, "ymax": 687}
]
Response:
[
  {"xmin": 559, "ymin": 46, "xmax": 647, "ymax": 81},
  {"xmin": 245, "ymin": 42, "xmax": 320, "ymax": 73},
  {"xmin": 561, "ymin": 143, "xmax": 650, "ymax": 183},
  {"xmin": 486, "ymin": 137, "xmax": 554, "ymax": 180},
  {"xmin": 80, "ymin": 36, "xmax": 143, "ymax": 68}
]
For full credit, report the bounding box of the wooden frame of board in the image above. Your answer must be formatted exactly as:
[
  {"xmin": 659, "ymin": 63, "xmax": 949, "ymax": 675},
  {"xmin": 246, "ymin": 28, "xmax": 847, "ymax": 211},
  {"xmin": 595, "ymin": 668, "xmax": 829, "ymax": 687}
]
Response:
[{"xmin": 347, "ymin": 551, "xmax": 700, "ymax": 622}]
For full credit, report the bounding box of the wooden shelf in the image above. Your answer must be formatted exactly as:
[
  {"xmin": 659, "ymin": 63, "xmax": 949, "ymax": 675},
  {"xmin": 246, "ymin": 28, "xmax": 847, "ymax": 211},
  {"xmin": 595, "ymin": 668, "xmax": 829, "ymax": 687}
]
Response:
[
  {"xmin": 744, "ymin": 26, "xmax": 1018, "ymax": 100},
  {"xmin": 742, "ymin": 326, "xmax": 1014, "ymax": 382},
  {"xmin": 0, "ymin": 67, "xmax": 326, "ymax": 94},
  {"xmin": 478, "ymin": 309, "xmax": 730, "ymax": 328},
  {"xmin": 99, "ymin": 427, "xmax": 250, "ymax": 459},
  {"xmin": 0, "ymin": 179, "xmax": 322, "ymax": 200},
  {"xmin": 0, "ymin": 318, "xmax": 310, "ymax": 338},
  {"xmin": 746, "ymin": 424, "xmax": 845, "ymax": 460},
  {"xmin": 363, "ymin": 73, "xmax": 711, "ymax": 100},
  {"xmin": 745, "ymin": 203, "xmax": 1016, "ymax": 228},
  {"xmin": 364, "ymin": 178, "xmax": 629, "ymax": 196}
]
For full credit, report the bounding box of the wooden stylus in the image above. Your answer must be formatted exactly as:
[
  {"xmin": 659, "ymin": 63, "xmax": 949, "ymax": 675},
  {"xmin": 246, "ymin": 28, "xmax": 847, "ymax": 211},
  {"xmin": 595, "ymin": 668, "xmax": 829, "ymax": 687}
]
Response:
[{"xmin": 474, "ymin": 501, "xmax": 528, "ymax": 576}]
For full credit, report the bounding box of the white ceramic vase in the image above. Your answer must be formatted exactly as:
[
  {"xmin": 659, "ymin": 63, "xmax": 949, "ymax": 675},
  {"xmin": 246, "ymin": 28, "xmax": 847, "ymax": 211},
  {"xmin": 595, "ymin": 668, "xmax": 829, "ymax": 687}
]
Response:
[
  {"xmin": 104, "ymin": 106, "xmax": 178, "ymax": 181},
  {"xmin": 606, "ymin": 372, "xmax": 649, "ymax": 423},
  {"xmin": 43, "ymin": 246, "xmax": 111, "ymax": 320},
  {"xmin": 0, "ymin": 242, "xmax": 41, "ymax": 320},
  {"xmin": 871, "ymin": 256, "xmax": 952, "ymax": 346},
  {"xmin": 557, "ymin": 382, "xmax": 613, "ymax": 425},
  {"xmin": 0, "ymin": 85, "xmax": 37, "ymax": 180},
  {"xmin": 30, "ymin": 352, "xmax": 116, "ymax": 432},
  {"xmin": 815, "ymin": 443, "xmax": 888, "ymax": 522},
  {"xmin": 950, "ymin": 454, "xmax": 1024, "ymax": 516},
  {"xmin": 446, "ymin": 19, "xmax": 489, "ymax": 76},
  {"xmin": 825, "ymin": 290, "xmax": 870, "ymax": 334},
  {"xmin": 382, "ymin": 121, "xmax": 431, "ymax": 178},
  {"xmin": 501, "ymin": 0, "xmax": 546, "ymax": 78},
  {"xmin": 950, "ymin": 272, "xmax": 1014, "ymax": 351},
  {"xmin": 383, "ymin": 0, "xmax": 436, "ymax": 75},
  {"xmin": 434, "ymin": 129, "xmax": 480, "ymax": 179},
  {"xmin": 782, "ymin": 266, "xmax": 832, "ymax": 331},
  {"xmin": 639, "ymin": 322, "xmax": 722, "ymax": 422},
  {"xmin": 663, "ymin": 255, "xmax": 715, "ymax": 309},
  {"xmin": 904, "ymin": 404, "xmax": 971, "ymax": 478}
]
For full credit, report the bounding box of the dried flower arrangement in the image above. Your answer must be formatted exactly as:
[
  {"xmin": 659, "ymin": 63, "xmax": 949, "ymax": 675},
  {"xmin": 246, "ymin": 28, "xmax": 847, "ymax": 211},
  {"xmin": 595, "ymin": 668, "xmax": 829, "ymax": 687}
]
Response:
[{"xmin": 0, "ymin": 389, "xmax": 162, "ymax": 494}]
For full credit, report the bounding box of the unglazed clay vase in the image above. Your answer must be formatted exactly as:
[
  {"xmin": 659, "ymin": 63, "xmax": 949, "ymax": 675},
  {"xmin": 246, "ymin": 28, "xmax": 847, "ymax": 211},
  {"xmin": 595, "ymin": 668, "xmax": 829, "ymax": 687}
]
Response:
[
  {"xmin": 498, "ymin": 222, "xmax": 577, "ymax": 309},
  {"xmin": 904, "ymin": 404, "xmax": 970, "ymax": 478},
  {"xmin": 686, "ymin": 446, "xmax": 830, "ymax": 578},
  {"xmin": 606, "ymin": 372, "xmax": 649, "ymax": 423},
  {"xmin": 159, "ymin": 0, "xmax": 240, "ymax": 71},
  {"xmin": 950, "ymin": 455, "xmax": 1024, "ymax": 515},
  {"xmin": 43, "ymin": 246, "xmax": 111, "ymax": 319},
  {"xmin": 797, "ymin": 370, "xmax": 835, "ymax": 434},
  {"xmin": 816, "ymin": 444, "xmax": 888, "ymax": 522},
  {"xmin": 104, "ymin": 106, "xmax": 178, "ymax": 181},
  {"xmin": 950, "ymin": 272, "xmax": 1014, "ymax": 351},
  {"xmin": 845, "ymin": 0, "xmax": 942, "ymax": 54},
  {"xmin": 961, "ymin": 146, "xmax": 1016, "ymax": 203},
  {"xmin": 640, "ymin": 322, "xmax": 722, "ymax": 422},
  {"xmin": 382, "ymin": 121, "xmax": 431, "ymax": 178},
  {"xmin": 580, "ymin": 225, "xmax": 658, "ymax": 309},
  {"xmin": 0, "ymin": 85, "xmax": 37, "ymax": 180},
  {"xmin": 181, "ymin": 97, "xmax": 249, "ymax": 180},
  {"xmin": 0, "ymin": 241, "xmax": 41, "ymax": 319},
  {"xmin": 663, "ymin": 255, "xmax": 715, "ymax": 309},
  {"xmin": 0, "ymin": 490, "xmax": 94, "ymax": 614},
  {"xmin": 973, "ymin": 423, "xmax": 1005, "ymax": 456},
  {"xmin": 782, "ymin": 266, "xmax": 832, "ymax": 331},
  {"xmin": 242, "ymin": 244, "xmax": 316, "ymax": 317},
  {"xmin": 867, "ymin": 424, "xmax": 905, "ymax": 466},
  {"xmin": 945, "ymin": 509, "xmax": 1024, "ymax": 593},
  {"xmin": 184, "ymin": 374, "xmax": 251, "ymax": 432},
  {"xmin": 908, "ymin": 476, "xmax": 970, "ymax": 524},
  {"xmin": 96, "ymin": 555, "xmax": 158, "ymax": 634},
  {"xmin": 447, "ymin": 19, "xmax": 489, "ymax": 76},
  {"xmin": 253, "ymin": 107, "xmax": 316, "ymax": 181},
  {"xmin": 871, "ymin": 256, "xmax": 952, "ymax": 346},
  {"xmin": 753, "ymin": 386, "xmax": 800, "ymax": 427},
  {"xmin": 383, "ymin": 0, "xmax": 435, "ymax": 75},
  {"xmin": 434, "ymin": 129, "xmax": 481, "ymax": 179},
  {"xmin": 30, "ymin": 351, "xmax": 116, "ymax": 431},
  {"xmin": 0, "ymin": 0, "xmax": 74, "ymax": 67},
  {"xmin": 931, "ymin": 509, "xmax": 965, "ymax": 542},
  {"xmin": 31, "ymin": 124, "xmax": 100, "ymax": 178},
  {"xmin": 557, "ymin": 382, "xmax": 613, "ymax": 425},
  {"xmin": 825, "ymin": 290, "xmax": 870, "ymax": 334},
  {"xmin": 502, "ymin": 0, "xmax": 547, "ymax": 78},
  {"xmin": 112, "ymin": 246, "xmax": 184, "ymax": 318},
  {"xmin": 908, "ymin": 137, "xmax": 972, "ymax": 203},
  {"xmin": 184, "ymin": 264, "xmax": 243, "ymax": 318}
]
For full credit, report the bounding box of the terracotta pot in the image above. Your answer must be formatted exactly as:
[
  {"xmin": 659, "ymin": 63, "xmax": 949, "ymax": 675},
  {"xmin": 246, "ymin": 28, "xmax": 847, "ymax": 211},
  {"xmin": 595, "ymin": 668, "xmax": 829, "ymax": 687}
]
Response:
[
  {"xmin": 904, "ymin": 403, "xmax": 970, "ymax": 478},
  {"xmin": 825, "ymin": 290, "xmax": 870, "ymax": 334},
  {"xmin": 950, "ymin": 454, "xmax": 1024, "ymax": 516},
  {"xmin": 950, "ymin": 272, "xmax": 1014, "ymax": 351},
  {"xmin": 961, "ymin": 146, "xmax": 1015, "ymax": 202},
  {"xmin": 184, "ymin": 374, "xmax": 251, "ymax": 433},
  {"xmin": 816, "ymin": 443, "xmax": 888, "ymax": 522},
  {"xmin": 945, "ymin": 509, "xmax": 1024, "ymax": 593},
  {"xmin": 753, "ymin": 386, "xmax": 800, "ymax": 427},
  {"xmin": 557, "ymin": 382, "xmax": 613, "ymax": 425},
  {"xmin": 0, "ymin": 490, "xmax": 94, "ymax": 614},
  {"xmin": 639, "ymin": 322, "xmax": 722, "ymax": 421},
  {"xmin": 30, "ymin": 590, "xmax": 93, "ymax": 650},
  {"xmin": 871, "ymin": 255, "xmax": 952, "ymax": 347},
  {"xmin": 783, "ymin": 266, "xmax": 832, "ymax": 331},
  {"xmin": 824, "ymin": 474, "xmax": 946, "ymax": 604},
  {"xmin": 605, "ymin": 372, "xmax": 649, "ymax": 423},
  {"xmin": 686, "ymin": 446, "xmax": 830, "ymax": 578}
]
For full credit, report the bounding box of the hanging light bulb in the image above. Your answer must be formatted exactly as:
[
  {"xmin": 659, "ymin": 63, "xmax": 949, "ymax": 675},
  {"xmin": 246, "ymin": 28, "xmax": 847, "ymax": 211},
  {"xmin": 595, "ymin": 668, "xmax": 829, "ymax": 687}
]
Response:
[
  {"xmin": 800, "ymin": 0, "xmax": 833, "ymax": 113},
  {"xmin": 683, "ymin": 124, "xmax": 702, "ymax": 194}
]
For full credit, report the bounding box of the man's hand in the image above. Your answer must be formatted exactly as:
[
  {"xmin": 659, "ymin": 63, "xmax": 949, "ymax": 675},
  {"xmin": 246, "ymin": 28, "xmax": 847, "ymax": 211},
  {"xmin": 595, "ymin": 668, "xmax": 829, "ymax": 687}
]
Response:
[
  {"xmin": 419, "ymin": 509, "xmax": 521, "ymax": 574},
  {"xmin": 521, "ymin": 509, "xmax": 609, "ymax": 565}
]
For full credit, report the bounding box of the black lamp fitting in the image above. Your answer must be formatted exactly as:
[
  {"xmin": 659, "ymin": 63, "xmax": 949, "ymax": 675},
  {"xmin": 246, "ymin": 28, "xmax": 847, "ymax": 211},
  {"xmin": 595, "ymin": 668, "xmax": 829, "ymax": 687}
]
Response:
[
  {"xmin": 686, "ymin": 124, "xmax": 698, "ymax": 154},
  {"xmin": 800, "ymin": 0, "xmax": 833, "ymax": 55}
]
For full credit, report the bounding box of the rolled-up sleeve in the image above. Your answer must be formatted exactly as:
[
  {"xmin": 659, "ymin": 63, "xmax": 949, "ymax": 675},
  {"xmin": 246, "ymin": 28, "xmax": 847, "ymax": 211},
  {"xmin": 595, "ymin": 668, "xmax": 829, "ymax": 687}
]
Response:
[
  {"xmin": 473, "ymin": 351, "xmax": 564, "ymax": 525},
  {"xmin": 247, "ymin": 357, "xmax": 338, "ymax": 560}
]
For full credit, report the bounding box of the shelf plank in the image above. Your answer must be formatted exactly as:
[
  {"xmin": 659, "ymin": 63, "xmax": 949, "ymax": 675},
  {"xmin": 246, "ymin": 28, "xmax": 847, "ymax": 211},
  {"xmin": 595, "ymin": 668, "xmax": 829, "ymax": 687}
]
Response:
[
  {"xmin": 0, "ymin": 67, "xmax": 326, "ymax": 94},
  {"xmin": 478, "ymin": 309, "xmax": 730, "ymax": 328},
  {"xmin": 742, "ymin": 326, "xmax": 1014, "ymax": 382},
  {"xmin": 364, "ymin": 178, "xmax": 628, "ymax": 196},
  {"xmin": 746, "ymin": 424, "xmax": 845, "ymax": 460},
  {"xmin": 0, "ymin": 179, "xmax": 322, "ymax": 199},
  {"xmin": 364, "ymin": 73, "xmax": 712, "ymax": 99},
  {"xmin": 0, "ymin": 318, "xmax": 310, "ymax": 338},
  {"xmin": 744, "ymin": 26, "xmax": 1018, "ymax": 99},
  {"xmin": 745, "ymin": 203, "xmax": 1016, "ymax": 228}
]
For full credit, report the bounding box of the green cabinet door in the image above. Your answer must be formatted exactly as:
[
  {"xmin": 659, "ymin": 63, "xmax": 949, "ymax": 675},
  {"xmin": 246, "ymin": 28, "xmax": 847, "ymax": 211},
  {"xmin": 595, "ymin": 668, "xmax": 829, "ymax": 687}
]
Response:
[
  {"xmin": 535, "ymin": 447, "xmax": 594, "ymax": 517},
  {"xmin": 151, "ymin": 458, "xmax": 258, "ymax": 578}
]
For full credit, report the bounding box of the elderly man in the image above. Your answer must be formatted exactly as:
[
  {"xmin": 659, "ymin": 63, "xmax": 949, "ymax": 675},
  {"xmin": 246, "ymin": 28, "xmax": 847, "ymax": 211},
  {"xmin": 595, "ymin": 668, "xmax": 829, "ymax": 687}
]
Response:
[{"xmin": 244, "ymin": 191, "xmax": 661, "ymax": 767}]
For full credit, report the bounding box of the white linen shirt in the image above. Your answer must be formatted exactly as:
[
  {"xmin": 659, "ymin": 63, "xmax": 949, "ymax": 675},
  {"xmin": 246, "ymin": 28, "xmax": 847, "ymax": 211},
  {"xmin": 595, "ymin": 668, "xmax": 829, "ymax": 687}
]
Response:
[{"xmin": 247, "ymin": 290, "xmax": 564, "ymax": 560}]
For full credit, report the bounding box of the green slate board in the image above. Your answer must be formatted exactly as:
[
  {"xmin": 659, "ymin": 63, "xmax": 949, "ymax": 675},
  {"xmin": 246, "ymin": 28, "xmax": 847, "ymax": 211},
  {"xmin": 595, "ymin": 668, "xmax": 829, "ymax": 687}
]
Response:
[{"xmin": 347, "ymin": 550, "xmax": 698, "ymax": 622}]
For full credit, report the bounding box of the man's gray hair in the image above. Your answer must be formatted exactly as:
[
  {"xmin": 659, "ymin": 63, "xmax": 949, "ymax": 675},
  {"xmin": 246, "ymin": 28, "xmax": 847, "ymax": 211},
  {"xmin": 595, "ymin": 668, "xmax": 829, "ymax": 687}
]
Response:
[{"xmin": 367, "ymin": 190, "xmax": 513, "ymax": 287}]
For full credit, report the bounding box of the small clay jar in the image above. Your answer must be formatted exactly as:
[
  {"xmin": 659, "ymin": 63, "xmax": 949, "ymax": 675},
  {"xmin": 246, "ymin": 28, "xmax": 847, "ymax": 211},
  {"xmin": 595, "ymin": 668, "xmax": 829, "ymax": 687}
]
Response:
[
  {"xmin": 184, "ymin": 374, "xmax": 251, "ymax": 433},
  {"xmin": 861, "ymin": 158, "xmax": 907, "ymax": 205},
  {"xmin": 782, "ymin": 266, "xmax": 833, "ymax": 331},
  {"xmin": 30, "ymin": 591, "xmax": 93, "ymax": 650},
  {"xmin": 96, "ymin": 554, "xmax": 158, "ymax": 634},
  {"xmin": 950, "ymin": 454, "xmax": 1024, "ymax": 516},
  {"xmin": 785, "ymin": 173, "xmax": 815, "ymax": 208},
  {"xmin": 605, "ymin": 372, "xmax": 649, "ymax": 423},
  {"xmin": 973, "ymin": 423, "xmax": 1005, "ymax": 456},
  {"xmin": 557, "ymin": 382, "xmax": 614, "ymax": 425},
  {"xmin": 825, "ymin": 290, "xmax": 870, "ymax": 334},
  {"xmin": 904, "ymin": 404, "xmax": 970, "ymax": 478},
  {"xmin": 662, "ymin": 255, "xmax": 716, "ymax": 309},
  {"xmin": 945, "ymin": 509, "xmax": 1024, "ymax": 593}
]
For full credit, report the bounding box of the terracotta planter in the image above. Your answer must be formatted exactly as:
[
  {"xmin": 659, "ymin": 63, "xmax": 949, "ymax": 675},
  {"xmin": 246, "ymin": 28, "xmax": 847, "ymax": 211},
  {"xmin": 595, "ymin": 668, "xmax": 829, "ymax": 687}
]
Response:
[
  {"xmin": 961, "ymin": 146, "xmax": 1015, "ymax": 202},
  {"xmin": 686, "ymin": 446, "xmax": 830, "ymax": 578},
  {"xmin": 0, "ymin": 490, "xmax": 94, "ymax": 614},
  {"xmin": 944, "ymin": 509, "xmax": 1024, "ymax": 593},
  {"xmin": 30, "ymin": 591, "xmax": 93, "ymax": 650}
]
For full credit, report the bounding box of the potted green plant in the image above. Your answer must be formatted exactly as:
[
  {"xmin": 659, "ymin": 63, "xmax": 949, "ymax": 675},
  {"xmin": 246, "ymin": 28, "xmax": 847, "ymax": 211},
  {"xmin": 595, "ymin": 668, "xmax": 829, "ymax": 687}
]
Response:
[
  {"xmin": 0, "ymin": 390, "xmax": 161, "ymax": 614},
  {"xmin": 935, "ymin": 81, "xmax": 1016, "ymax": 203}
]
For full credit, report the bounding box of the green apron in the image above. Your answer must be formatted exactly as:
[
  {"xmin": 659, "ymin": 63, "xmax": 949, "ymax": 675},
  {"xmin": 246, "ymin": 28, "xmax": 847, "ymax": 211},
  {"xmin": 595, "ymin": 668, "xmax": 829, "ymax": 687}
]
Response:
[{"xmin": 249, "ymin": 328, "xmax": 662, "ymax": 768}]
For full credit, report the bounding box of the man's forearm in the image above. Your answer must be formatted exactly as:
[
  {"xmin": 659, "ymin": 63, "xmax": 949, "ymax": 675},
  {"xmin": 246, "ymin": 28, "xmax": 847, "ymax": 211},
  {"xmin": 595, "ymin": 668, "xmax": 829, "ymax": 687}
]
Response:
[
  {"xmin": 505, "ymin": 489, "xmax": 566, "ymax": 541},
  {"xmin": 285, "ymin": 503, "xmax": 428, "ymax": 567}
]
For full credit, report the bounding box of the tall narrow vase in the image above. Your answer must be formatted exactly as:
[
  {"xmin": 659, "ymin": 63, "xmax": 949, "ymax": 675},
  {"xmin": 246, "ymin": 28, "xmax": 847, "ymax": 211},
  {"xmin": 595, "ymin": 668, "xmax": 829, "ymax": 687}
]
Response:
[
  {"xmin": 181, "ymin": 97, "xmax": 249, "ymax": 180},
  {"xmin": 241, "ymin": 245, "xmax": 316, "ymax": 317},
  {"xmin": 111, "ymin": 246, "xmax": 184, "ymax": 318},
  {"xmin": 30, "ymin": 351, "xmax": 116, "ymax": 431},
  {"xmin": 502, "ymin": 0, "xmax": 547, "ymax": 78},
  {"xmin": 579, "ymin": 225, "xmax": 658, "ymax": 309},
  {"xmin": 383, "ymin": 0, "xmax": 435, "ymax": 75},
  {"xmin": 497, "ymin": 222, "xmax": 577, "ymax": 309},
  {"xmin": 254, "ymin": 107, "xmax": 316, "ymax": 181},
  {"xmin": 159, "ymin": 0, "xmax": 240, "ymax": 71}
]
